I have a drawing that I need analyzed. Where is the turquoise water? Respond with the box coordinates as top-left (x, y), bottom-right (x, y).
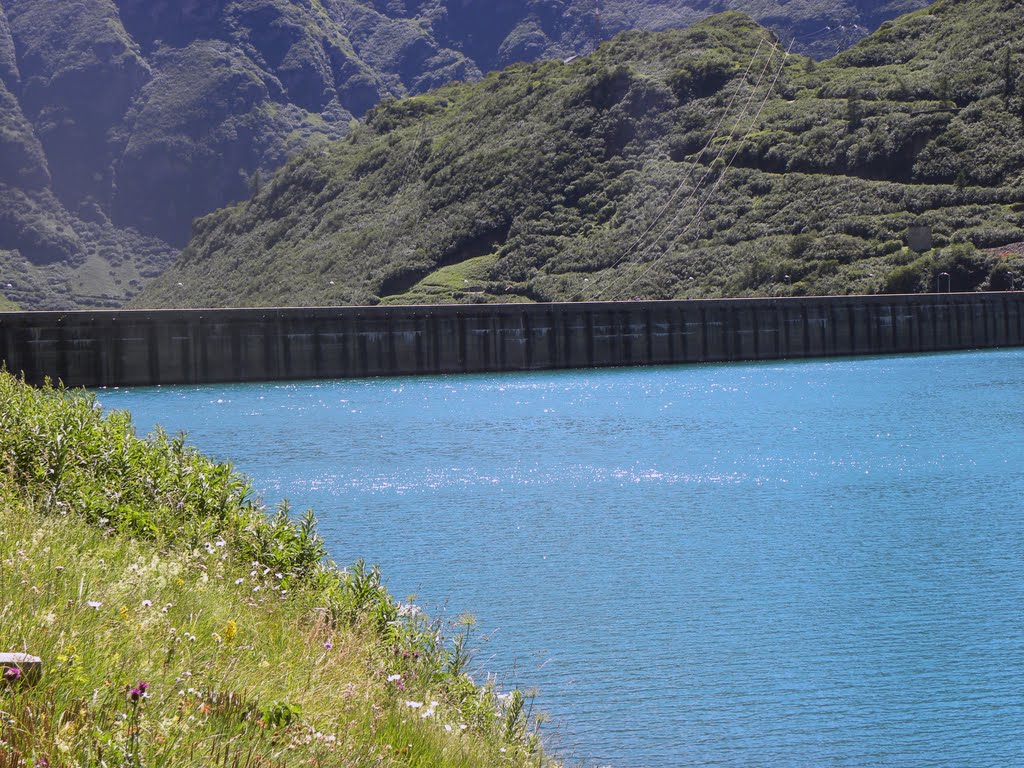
top-left (96, 350), bottom-right (1024, 767)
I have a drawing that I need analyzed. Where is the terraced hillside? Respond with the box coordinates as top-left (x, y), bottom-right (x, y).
top-left (139, 0), bottom-right (1024, 308)
top-left (0, 0), bottom-right (928, 309)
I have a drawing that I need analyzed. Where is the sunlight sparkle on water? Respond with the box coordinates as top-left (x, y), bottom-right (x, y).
top-left (98, 349), bottom-right (1024, 768)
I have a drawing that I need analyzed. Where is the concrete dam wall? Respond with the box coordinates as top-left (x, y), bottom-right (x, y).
top-left (2, 293), bottom-right (1023, 387)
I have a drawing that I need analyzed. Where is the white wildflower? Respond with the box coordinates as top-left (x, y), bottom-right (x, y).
top-left (397, 602), bottom-right (422, 618)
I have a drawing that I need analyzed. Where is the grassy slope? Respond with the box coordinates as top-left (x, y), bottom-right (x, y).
top-left (139, 0), bottom-right (1024, 309)
top-left (378, 254), bottom-right (531, 305)
top-left (0, 372), bottom-right (551, 767)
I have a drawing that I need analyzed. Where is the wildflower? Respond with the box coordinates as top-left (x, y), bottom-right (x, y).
top-left (3, 667), bottom-right (21, 682)
top-left (386, 674), bottom-right (401, 682)
top-left (128, 687), bottom-right (142, 702)
top-left (119, 605), bottom-right (130, 621)
top-left (404, 700), bottom-right (423, 709)
top-left (87, 601), bottom-right (102, 610)
top-left (323, 641), bottom-right (333, 651)
top-left (234, 578), bottom-right (244, 585)
top-left (204, 543), bottom-right (215, 554)
top-left (224, 620), bottom-right (237, 642)
top-left (444, 724), bottom-right (452, 732)
top-left (141, 600), bottom-right (152, 607)
top-left (35, 758), bottom-right (50, 768)
top-left (214, 539), bottom-right (226, 548)
top-left (397, 603), bottom-right (421, 618)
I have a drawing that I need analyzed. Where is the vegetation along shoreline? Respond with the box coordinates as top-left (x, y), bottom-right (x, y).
top-left (0, 370), bottom-right (556, 767)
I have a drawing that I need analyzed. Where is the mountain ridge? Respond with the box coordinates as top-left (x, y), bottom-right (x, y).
top-left (137, 0), bottom-right (1024, 309)
top-left (0, 0), bottom-right (930, 309)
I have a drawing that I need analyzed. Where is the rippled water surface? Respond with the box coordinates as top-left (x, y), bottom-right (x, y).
top-left (97, 350), bottom-right (1024, 767)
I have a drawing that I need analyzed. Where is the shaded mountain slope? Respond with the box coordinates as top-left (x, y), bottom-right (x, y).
top-left (139, 0), bottom-right (1024, 308)
top-left (0, 0), bottom-right (928, 309)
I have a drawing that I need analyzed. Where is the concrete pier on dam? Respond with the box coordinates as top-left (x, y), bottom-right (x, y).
top-left (2, 293), bottom-right (1023, 387)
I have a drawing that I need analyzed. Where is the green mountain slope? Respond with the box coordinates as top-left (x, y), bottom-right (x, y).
top-left (139, 0), bottom-right (1024, 308)
top-left (0, 0), bottom-right (385, 309)
top-left (0, 0), bottom-right (929, 309)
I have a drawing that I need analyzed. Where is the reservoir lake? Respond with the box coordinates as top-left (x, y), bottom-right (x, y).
top-left (96, 349), bottom-right (1024, 768)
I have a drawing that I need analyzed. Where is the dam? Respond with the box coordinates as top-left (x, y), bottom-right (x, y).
top-left (2, 292), bottom-right (1023, 387)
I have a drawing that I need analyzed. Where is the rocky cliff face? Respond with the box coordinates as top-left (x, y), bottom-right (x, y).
top-left (138, 1), bottom-right (1024, 309)
top-left (0, 0), bottom-right (928, 309)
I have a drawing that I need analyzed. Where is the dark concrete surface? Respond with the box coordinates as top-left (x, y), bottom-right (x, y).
top-left (2, 293), bottom-right (1022, 387)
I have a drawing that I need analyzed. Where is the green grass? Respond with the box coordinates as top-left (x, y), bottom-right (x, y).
top-left (380, 254), bottom-right (533, 304)
top-left (0, 372), bottom-right (553, 767)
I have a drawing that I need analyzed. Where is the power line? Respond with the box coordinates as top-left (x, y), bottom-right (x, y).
top-left (559, 19), bottom-right (845, 302)
top-left (585, 18), bottom-right (843, 301)
top-left (587, 37), bottom-right (783, 300)
top-left (572, 36), bottom-right (770, 300)
top-left (576, 35), bottom-right (779, 301)
top-left (610, 38), bottom-right (797, 301)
